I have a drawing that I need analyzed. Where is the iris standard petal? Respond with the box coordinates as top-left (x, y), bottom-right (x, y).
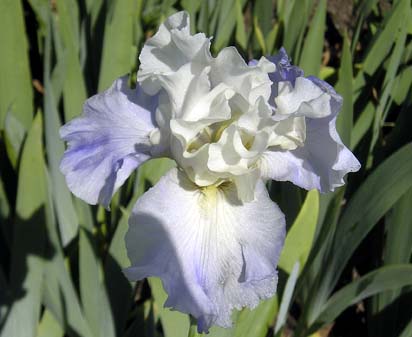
top-left (274, 77), bottom-right (332, 119)
top-left (261, 51), bottom-right (360, 192)
top-left (60, 76), bottom-right (160, 207)
top-left (138, 11), bottom-right (211, 95)
top-left (124, 168), bottom-right (285, 332)
top-left (267, 47), bottom-right (304, 87)
top-left (261, 112), bottom-right (361, 192)
top-left (211, 47), bottom-right (272, 104)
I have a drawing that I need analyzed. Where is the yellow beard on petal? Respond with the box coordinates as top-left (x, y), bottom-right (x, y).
top-left (199, 181), bottom-right (234, 215)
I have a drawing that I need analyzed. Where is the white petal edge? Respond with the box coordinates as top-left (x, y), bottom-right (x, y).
top-left (274, 77), bottom-right (332, 119)
top-left (138, 11), bottom-right (211, 95)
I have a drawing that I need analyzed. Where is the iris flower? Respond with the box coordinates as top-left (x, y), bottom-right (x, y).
top-left (60, 12), bottom-right (360, 332)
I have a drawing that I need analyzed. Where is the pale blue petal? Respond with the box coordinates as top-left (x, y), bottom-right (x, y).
top-left (261, 112), bottom-right (361, 192)
top-left (267, 47), bottom-right (304, 85)
top-left (261, 50), bottom-right (360, 191)
top-left (266, 48), bottom-right (304, 104)
top-left (124, 169), bottom-right (285, 332)
top-left (60, 76), bottom-right (159, 207)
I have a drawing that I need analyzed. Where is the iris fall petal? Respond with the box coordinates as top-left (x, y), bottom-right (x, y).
top-left (60, 76), bottom-right (160, 207)
top-left (124, 168), bottom-right (285, 332)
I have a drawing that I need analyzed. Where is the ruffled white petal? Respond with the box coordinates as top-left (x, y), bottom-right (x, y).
top-left (136, 12), bottom-right (280, 188)
top-left (60, 76), bottom-right (160, 207)
top-left (269, 116), bottom-right (306, 150)
top-left (260, 113), bottom-right (361, 192)
top-left (124, 168), bottom-right (285, 332)
top-left (260, 50), bottom-right (360, 192)
top-left (138, 11), bottom-right (211, 95)
top-left (274, 77), bottom-right (332, 119)
top-left (210, 47), bottom-right (272, 104)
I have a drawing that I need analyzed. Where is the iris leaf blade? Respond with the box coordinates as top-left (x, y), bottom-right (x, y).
top-left (36, 309), bottom-right (64, 337)
top-left (369, 11), bottom-right (408, 154)
top-left (307, 143), bottom-right (412, 325)
top-left (275, 262), bottom-right (300, 334)
top-left (398, 321), bottom-right (412, 337)
top-left (362, 0), bottom-right (409, 75)
top-left (279, 190), bottom-right (319, 274)
top-left (391, 65), bottom-right (412, 105)
top-left (335, 34), bottom-right (353, 147)
top-left (311, 265), bottom-right (412, 332)
top-left (253, 0), bottom-right (273, 37)
top-left (1, 113), bottom-right (47, 337)
top-left (213, 0), bottom-right (236, 52)
top-left (4, 110), bottom-right (26, 169)
top-left (42, 171), bottom-right (93, 337)
top-left (370, 188), bottom-right (412, 337)
top-left (54, 0), bottom-right (88, 122)
top-left (0, 0), bottom-right (33, 132)
top-left (235, 0), bottom-right (247, 50)
top-left (44, 13), bottom-right (79, 246)
top-left (232, 297), bottom-right (278, 337)
top-left (98, 0), bottom-right (137, 91)
top-left (298, 0), bottom-right (326, 76)
top-left (282, 0), bottom-right (306, 58)
top-left (351, 102), bottom-right (374, 149)
top-left (79, 227), bottom-right (116, 337)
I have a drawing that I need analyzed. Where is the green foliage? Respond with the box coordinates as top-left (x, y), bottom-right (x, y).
top-left (1, 1), bottom-right (412, 337)
top-left (44, 14), bottom-right (79, 246)
top-left (2, 113), bottom-right (47, 337)
top-left (0, 0), bottom-right (33, 132)
top-left (336, 34), bottom-right (353, 147)
top-left (149, 277), bottom-right (190, 337)
top-left (98, 0), bottom-right (139, 91)
top-left (278, 190), bottom-right (319, 274)
top-left (298, 0), bottom-right (327, 76)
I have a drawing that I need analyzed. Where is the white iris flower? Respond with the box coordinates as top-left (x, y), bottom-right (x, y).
top-left (60, 12), bottom-right (360, 332)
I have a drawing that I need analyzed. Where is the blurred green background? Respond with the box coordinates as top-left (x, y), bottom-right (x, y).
top-left (1, 0), bottom-right (412, 336)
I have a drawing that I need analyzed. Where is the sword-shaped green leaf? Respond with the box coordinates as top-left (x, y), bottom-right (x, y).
top-left (0, 0), bottom-right (33, 132)
top-left (299, 0), bottom-right (326, 76)
top-left (2, 113), bottom-right (47, 337)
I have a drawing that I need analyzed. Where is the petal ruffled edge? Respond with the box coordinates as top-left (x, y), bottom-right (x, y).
top-left (124, 168), bottom-right (285, 332)
top-left (138, 11), bottom-right (212, 95)
top-left (260, 112), bottom-right (361, 192)
top-left (260, 48), bottom-right (360, 192)
top-left (60, 76), bottom-right (159, 207)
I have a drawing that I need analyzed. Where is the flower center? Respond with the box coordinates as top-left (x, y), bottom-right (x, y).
top-left (187, 119), bottom-right (233, 153)
top-left (198, 181), bottom-right (233, 212)
top-left (239, 131), bottom-right (255, 150)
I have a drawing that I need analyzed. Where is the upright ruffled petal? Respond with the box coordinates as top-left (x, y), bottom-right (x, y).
top-left (267, 47), bottom-right (304, 86)
top-left (210, 47), bottom-right (273, 104)
top-left (260, 76), bottom-right (360, 192)
top-left (60, 76), bottom-right (160, 207)
top-left (124, 169), bottom-right (285, 332)
top-left (248, 48), bottom-right (305, 110)
top-left (259, 48), bottom-right (360, 192)
top-left (138, 11), bottom-right (211, 95)
top-left (274, 77), bottom-right (332, 119)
